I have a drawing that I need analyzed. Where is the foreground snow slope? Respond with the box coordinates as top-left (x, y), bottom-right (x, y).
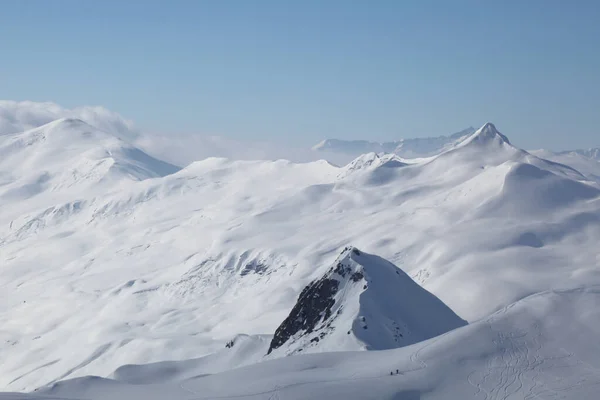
top-left (1, 120), bottom-right (600, 393)
top-left (5, 286), bottom-right (600, 399)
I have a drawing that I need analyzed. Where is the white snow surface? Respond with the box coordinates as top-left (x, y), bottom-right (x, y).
top-left (1, 111), bottom-right (600, 399)
top-left (7, 287), bottom-right (600, 399)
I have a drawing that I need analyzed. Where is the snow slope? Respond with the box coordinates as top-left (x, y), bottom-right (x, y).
top-left (530, 148), bottom-right (600, 182)
top-left (0, 118), bottom-right (179, 199)
top-left (6, 286), bottom-right (600, 400)
top-left (1, 117), bottom-right (600, 397)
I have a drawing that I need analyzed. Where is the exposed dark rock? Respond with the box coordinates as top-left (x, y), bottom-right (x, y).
top-left (351, 271), bottom-right (364, 282)
top-left (334, 262), bottom-right (350, 277)
top-left (240, 262), bottom-right (268, 276)
top-left (267, 276), bottom-right (340, 354)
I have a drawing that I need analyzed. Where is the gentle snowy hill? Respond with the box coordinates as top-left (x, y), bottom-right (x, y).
top-left (1, 115), bottom-right (600, 397)
top-left (268, 247), bottom-right (466, 356)
top-left (111, 334), bottom-right (272, 385)
top-left (0, 100), bottom-right (138, 142)
top-left (312, 127), bottom-right (475, 158)
top-left (0, 118), bottom-right (179, 201)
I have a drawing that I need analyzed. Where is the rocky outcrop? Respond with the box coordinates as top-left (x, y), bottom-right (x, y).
top-left (267, 247), bottom-right (467, 356)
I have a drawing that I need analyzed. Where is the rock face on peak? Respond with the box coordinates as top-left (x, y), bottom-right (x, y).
top-left (267, 247), bottom-right (467, 356)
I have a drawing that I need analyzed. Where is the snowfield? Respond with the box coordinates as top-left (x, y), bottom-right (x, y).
top-left (1, 104), bottom-right (600, 399)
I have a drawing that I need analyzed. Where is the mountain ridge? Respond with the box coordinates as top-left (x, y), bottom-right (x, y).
top-left (312, 127), bottom-right (476, 158)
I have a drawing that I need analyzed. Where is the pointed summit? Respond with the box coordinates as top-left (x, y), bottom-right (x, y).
top-left (474, 122), bottom-right (510, 144)
top-left (267, 247), bottom-right (466, 356)
top-left (453, 122), bottom-right (511, 150)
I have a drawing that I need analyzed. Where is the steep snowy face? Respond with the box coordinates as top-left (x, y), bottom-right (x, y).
top-left (267, 247), bottom-right (467, 356)
top-left (453, 122), bottom-right (510, 149)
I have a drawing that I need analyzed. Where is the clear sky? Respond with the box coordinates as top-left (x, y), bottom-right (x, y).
top-left (1, 0), bottom-right (599, 150)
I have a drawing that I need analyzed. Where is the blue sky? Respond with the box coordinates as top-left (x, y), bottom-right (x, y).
top-left (1, 0), bottom-right (599, 150)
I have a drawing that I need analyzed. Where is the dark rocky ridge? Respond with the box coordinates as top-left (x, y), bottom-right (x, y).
top-left (267, 246), bottom-right (468, 356)
top-left (267, 247), bottom-right (359, 354)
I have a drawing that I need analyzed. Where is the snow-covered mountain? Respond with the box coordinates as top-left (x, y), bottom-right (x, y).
top-left (0, 118), bottom-right (179, 197)
top-left (0, 118), bottom-right (180, 237)
top-left (1, 108), bottom-right (600, 399)
top-left (530, 147), bottom-right (600, 181)
top-left (565, 147), bottom-right (600, 160)
top-left (312, 127), bottom-right (475, 158)
top-left (0, 100), bottom-right (139, 142)
top-left (267, 246), bottom-right (466, 356)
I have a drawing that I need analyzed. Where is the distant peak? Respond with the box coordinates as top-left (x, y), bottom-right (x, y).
top-left (465, 122), bottom-right (511, 146)
top-left (46, 117), bottom-right (94, 130)
top-left (481, 122), bottom-right (497, 132)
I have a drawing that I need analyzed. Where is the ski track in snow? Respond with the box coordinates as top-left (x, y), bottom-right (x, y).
top-left (465, 302), bottom-right (600, 400)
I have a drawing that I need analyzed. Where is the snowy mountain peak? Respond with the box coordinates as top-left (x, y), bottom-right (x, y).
top-left (339, 153), bottom-right (407, 179)
top-left (452, 122), bottom-right (511, 152)
top-left (472, 122), bottom-right (510, 144)
top-left (24, 117), bottom-right (116, 145)
top-left (267, 247), bottom-right (467, 356)
top-left (52, 117), bottom-right (89, 127)
top-left (0, 117), bottom-right (180, 200)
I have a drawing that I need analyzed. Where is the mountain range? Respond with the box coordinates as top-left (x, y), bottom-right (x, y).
top-left (1, 104), bottom-right (600, 399)
top-left (311, 127), bottom-right (476, 158)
